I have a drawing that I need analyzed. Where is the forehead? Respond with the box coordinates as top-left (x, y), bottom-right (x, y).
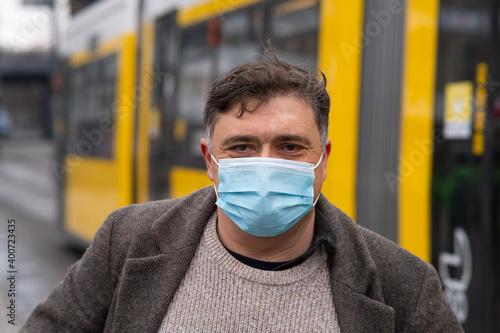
top-left (211, 96), bottom-right (320, 143)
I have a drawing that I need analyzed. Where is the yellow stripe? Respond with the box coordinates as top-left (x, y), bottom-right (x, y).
top-left (136, 22), bottom-right (156, 203)
top-left (318, 0), bottom-right (364, 219)
top-left (116, 33), bottom-right (136, 207)
top-left (399, 0), bottom-right (440, 262)
top-left (177, 0), bottom-right (262, 27)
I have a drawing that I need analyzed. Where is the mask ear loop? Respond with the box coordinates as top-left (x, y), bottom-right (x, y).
top-left (312, 152), bottom-right (324, 205)
top-left (313, 192), bottom-right (321, 206)
top-left (211, 154), bottom-right (220, 166)
top-left (213, 185), bottom-right (220, 200)
top-left (211, 154), bottom-right (220, 200)
top-left (313, 152), bottom-right (324, 169)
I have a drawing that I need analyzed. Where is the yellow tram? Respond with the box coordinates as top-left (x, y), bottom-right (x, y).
top-left (56, 1), bottom-right (500, 330)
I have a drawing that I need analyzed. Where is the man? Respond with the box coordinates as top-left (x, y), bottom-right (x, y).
top-left (21, 50), bottom-right (463, 332)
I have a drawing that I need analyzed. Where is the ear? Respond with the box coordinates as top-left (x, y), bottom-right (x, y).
top-left (200, 138), bottom-right (215, 181)
top-left (322, 139), bottom-right (332, 181)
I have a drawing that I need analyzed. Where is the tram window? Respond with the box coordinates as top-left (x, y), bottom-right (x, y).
top-left (223, 11), bottom-right (249, 44)
top-left (152, 14), bottom-right (178, 115)
top-left (252, 8), bottom-right (265, 40)
top-left (68, 68), bottom-right (83, 140)
top-left (67, 54), bottom-right (117, 158)
top-left (273, 34), bottom-right (318, 70)
top-left (178, 26), bottom-right (212, 124)
top-left (271, 0), bottom-right (318, 39)
top-left (217, 10), bottom-right (259, 76)
top-left (102, 56), bottom-right (116, 114)
top-left (163, 28), bottom-right (178, 69)
top-left (178, 56), bottom-right (212, 123)
top-left (86, 61), bottom-right (99, 120)
top-left (269, 0), bottom-right (319, 70)
top-left (182, 29), bottom-right (209, 59)
top-left (159, 26), bottom-right (178, 104)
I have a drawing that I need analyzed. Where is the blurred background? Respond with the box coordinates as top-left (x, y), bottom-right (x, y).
top-left (0, 0), bottom-right (499, 331)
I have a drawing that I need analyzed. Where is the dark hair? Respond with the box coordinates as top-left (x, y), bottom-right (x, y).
top-left (203, 49), bottom-right (330, 150)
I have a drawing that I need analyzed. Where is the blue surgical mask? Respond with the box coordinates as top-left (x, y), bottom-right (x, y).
top-left (212, 154), bottom-right (323, 237)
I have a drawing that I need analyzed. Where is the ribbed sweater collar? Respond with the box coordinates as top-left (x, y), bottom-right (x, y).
top-left (204, 212), bottom-right (327, 286)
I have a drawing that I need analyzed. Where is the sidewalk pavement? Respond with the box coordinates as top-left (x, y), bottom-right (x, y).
top-left (0, 138), bottom-right (58, 330)
top-left (0, 138), bottom-right (57, 227)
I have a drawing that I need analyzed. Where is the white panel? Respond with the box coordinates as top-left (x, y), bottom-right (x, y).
top-left (143, 0), bottom-right (203, 22)
top-left (61, 0), bottom-right (139, 56)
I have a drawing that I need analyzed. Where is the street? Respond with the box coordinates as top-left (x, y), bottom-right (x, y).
top-left (0, 138), bottom-right (83, 330)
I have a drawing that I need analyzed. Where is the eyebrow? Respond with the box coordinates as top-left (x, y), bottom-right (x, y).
top-left (221, 135), bottom-right (258, 148)
top-left (220, 134), bottom-right (313, 148)
top-left (274, 135), bottom-right (313, 147)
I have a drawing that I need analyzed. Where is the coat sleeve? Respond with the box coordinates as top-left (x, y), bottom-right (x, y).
top-left (20, 208), bottom-right (126, 333)
top-left (405, 263), bottom-right (464, 332)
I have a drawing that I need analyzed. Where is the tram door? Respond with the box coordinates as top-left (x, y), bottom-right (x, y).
top-left (149, 12), bottom-right (203, 201)
top-left (148, 13), bottom-right (176, 201)
top-left (431, 0), bottom-right (499, 331)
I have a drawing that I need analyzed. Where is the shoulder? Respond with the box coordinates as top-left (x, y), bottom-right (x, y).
top-left (357, 226), bottom-right (430, 301)
top-left (95, 186), bottom-right (216, 259)
top-left (318, 194), bottom-right (429, 285)
top-left (318, 195), bottom-right (461, 330)
top-left (105, 186), bottom-right (215, 233)
top-left (359, 225), bottom-right (429, 279)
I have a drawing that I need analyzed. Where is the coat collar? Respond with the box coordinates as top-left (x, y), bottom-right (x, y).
top-left (111, 187), bottom-right (394, 332)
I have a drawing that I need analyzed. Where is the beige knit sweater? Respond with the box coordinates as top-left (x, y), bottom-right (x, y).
top-left (158, 212), bottom-right (340, 332)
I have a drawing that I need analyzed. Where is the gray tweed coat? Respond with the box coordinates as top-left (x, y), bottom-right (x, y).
top-left (21, 186), bottom-right (463, 332)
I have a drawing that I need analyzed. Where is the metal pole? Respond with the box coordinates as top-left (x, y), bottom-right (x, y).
top-left (132, 0), bottom-right (145, 203)
top-left (47, 0), bottom-right (57, 138)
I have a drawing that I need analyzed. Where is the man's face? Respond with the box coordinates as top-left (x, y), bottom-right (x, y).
top-left (201, 95), bottom-right (331, 200)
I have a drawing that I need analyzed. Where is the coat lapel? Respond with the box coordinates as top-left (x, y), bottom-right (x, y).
top-left (331, 282), bottom-right (395, 332)
top-left (111, 250), bottom-right (196, 333)
top-left (111, 187), bottom-right (217, 333)
top-left (318, 196), bottom-right (396, 332)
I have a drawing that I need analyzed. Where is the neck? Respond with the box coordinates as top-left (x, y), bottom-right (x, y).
top-left (216, 208), bottom-right (315, 262)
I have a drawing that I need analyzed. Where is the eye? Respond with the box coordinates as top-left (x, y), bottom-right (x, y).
top-left (226, 142), bottom-right (257, 157)
top-left (278, 143), bottom-right (305, 157)
top-left (234, 144), bottom-right (249, 151)
top-left (283, 144), bottom-right (298, 151)
top-left (229, 144), bottom-right (255, 154)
